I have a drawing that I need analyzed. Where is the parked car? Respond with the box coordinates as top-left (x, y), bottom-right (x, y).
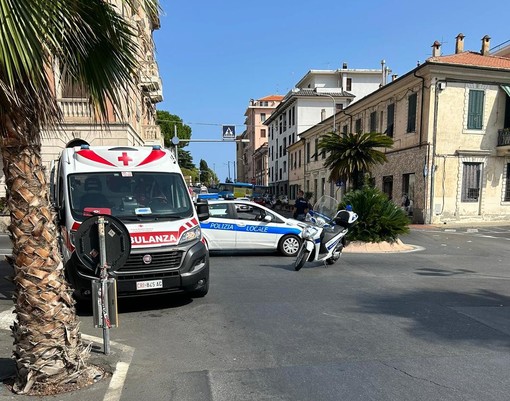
top-left (201, 199), bottom-right (305, 256)
top-left (235, 197), bottom-right (253, 212)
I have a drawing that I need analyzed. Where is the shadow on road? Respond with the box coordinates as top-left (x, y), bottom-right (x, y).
top-left (357, 288), bottom-right (510, 347)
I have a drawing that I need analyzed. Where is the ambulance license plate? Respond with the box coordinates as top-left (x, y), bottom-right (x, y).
top-left (136, 279), bottom-right (163, 290)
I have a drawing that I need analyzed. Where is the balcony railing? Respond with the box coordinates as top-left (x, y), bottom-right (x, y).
top-left (497, 128), bottom-right (510, 147)
top-left (58, 98), bottom-right (92, 119)
top-left (142, 124), bottom-right (162, 142)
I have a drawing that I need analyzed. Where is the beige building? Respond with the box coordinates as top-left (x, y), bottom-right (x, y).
top-left (294, 33), bottom-right (510, 224)
top-left (238, 95), bottom-right (283, 185)
top-left (40, 1), bottom-right (163, 171)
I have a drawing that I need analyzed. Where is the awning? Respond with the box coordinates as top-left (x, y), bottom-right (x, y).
top-left (501, 85), bottom-right (510, 97)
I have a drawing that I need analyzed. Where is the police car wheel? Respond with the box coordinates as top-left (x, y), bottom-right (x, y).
top-left (279, 235), bottom-right (301, 257)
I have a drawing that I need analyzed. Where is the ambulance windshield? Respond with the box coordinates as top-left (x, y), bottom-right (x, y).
top-left (68, 172), bottom-right (193, 220)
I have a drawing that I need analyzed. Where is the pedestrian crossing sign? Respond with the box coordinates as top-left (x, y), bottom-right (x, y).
top-left (222, 125), bottom-right (236, 140)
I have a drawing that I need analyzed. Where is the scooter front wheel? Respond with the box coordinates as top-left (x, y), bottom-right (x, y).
top-left (294, 244), bottom-right (310, 271)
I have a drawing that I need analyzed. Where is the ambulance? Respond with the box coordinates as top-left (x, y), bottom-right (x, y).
top-left (50, 140), bottom-right (210, 301)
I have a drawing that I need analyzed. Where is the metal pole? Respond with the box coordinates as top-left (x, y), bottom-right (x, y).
top-left (98, 216), bottom-right (110, 355)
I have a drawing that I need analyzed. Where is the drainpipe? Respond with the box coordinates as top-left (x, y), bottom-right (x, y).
top-left (413, 70), bottom-right (426, 146)
top-left (429, 81), bottom-right (444, 223)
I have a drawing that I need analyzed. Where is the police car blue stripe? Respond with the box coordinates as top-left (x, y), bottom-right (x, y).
top-left (200, 222), bottom-right (300, 236)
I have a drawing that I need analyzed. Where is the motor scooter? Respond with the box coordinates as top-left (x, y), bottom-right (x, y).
top-left (294, 195), bottom-right (358, 271)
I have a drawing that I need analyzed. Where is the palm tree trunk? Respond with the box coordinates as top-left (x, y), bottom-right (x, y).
top-left (1, 112), bottom-right (89, 394)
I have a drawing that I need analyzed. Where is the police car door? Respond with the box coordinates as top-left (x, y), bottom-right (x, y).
top-left (233, 202), bottom-right (278, 250)
top-left (201, 202), bottom-right (237, 250)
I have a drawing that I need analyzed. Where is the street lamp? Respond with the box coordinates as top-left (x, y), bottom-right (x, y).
top-left (313, 89), bottom-right (336, 132)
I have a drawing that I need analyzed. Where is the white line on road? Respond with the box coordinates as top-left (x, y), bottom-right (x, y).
top-left (0, 307), bottom-right (134, 401)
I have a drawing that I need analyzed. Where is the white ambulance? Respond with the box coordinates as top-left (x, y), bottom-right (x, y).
top-left (50, 140), bottom-right (210, 302)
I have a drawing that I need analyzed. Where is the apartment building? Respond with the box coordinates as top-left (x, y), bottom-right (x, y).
top-left (237, 95), bottom-right (283, 184)
top-left (264, 66), bottom-right (386, 199)
top-left (295, 34), bottom-right (510, 224)
top-left (40, 1), bottom-right (163, 169)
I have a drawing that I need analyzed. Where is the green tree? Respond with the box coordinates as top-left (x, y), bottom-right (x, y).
top-left (318, 131), bottom-right (394, 190)
top-left (0, 0), bottom-right (157, 393)
top-left (156, 110), bottom-right (194, 168)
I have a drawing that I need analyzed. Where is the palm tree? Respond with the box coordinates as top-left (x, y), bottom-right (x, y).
top-left (0, 0), bottom-right (156, 394)
top-left (318, 131), bottom-right (394, 190)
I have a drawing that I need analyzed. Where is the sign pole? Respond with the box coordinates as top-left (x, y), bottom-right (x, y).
top-left (97, 216), bottom-right (111, 355)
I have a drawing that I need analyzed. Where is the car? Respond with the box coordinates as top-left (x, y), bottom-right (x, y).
top-left (201, 199), bottom-right (305, 256)
top-left (235, 197), bottom-right (253, 211)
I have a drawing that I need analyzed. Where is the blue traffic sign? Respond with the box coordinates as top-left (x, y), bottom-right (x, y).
top-left (222, 125), bottom-right (236, 140)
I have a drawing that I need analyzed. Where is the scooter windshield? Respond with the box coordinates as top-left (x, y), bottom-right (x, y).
top-left (312, 195), bottom-right (339, 220)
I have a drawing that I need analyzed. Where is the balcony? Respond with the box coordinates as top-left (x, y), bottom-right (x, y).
top-left (496, 128), bottom-right (510, 155)
top-left (58, 98), bottom-right (92, 119)
top-left (141, 124), bottom-right (162, 143)
top-left (148, 89), bottom-right (163, 103)
top-left (140, 63), bottom-right (162, 92)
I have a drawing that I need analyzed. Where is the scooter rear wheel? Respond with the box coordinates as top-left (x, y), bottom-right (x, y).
top-left (326, 245), bottom-right (343, 265)
top-left (294, 244), bottom-right (310, 271)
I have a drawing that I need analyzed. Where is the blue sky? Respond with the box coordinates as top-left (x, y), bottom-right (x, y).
top-left (154, 0), bottom-right (509, 183)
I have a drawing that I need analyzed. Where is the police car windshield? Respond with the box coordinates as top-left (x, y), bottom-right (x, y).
top-left (69, 172), bottom-right (193, 220)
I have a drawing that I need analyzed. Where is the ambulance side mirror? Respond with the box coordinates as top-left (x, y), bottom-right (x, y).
top-left (195, 199), bottom-right (210, 221)
top-left (55, 207), bottom-right (66, 225)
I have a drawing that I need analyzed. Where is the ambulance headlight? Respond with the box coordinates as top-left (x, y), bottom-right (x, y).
top-left (180, 226), bottom-right (201, 244)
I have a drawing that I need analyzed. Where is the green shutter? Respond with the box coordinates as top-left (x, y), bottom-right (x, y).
top-left (468, 90), bottom-right (484, 129)
top-left (407, 94), bottom-right (417, 132)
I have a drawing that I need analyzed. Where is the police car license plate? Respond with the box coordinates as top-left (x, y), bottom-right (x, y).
top-left (136, 279), bottom-right (163, 290)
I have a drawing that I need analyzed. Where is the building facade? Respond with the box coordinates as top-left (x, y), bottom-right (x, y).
top-left (40, 1), bottom-right (163, 171)
top-left (264, 66), bottom-right (387, 200)
top-left (295, 34), bottom-right (510, 224)
top-left (237, 95), bottom-right (283, 185)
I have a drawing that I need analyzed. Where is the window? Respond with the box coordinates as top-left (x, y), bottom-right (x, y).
top-left (321, 177), bottom-right (326, 196)
top-left (505, 163), bottom-right (510, 201)
top-left (355, 118), bottom-right (362, 133)
top-left (407, 93), bottom-right (417, 133)
top-left (370, 111), bottom-right (377, 132)
top-left (342, 125), bottom-right (348, 136)
top-left (386, 103), bottom-right (394, 137)
top-left (383, 176), bottom-right (393, 200)
top-left (346, 78), bottom-right (352, 91)
top-left (462, 162), bottom-right (481, 202)
top-left (402, 173), bottom-right (415, 202)
top-left (306, 142), bottom-right (310, 163)
top-left (283, 138), bottom-right (287, 155)
top-left (260, 113), bottom-right (266, 123)
top-left (468, 90), bottom-right (484, 130)
top-left (298, 150), bottom-right (301, 167)
top-left (261, 129), bottom-right (266, 138)
top-left (314, 138), bottom-right (319, 161)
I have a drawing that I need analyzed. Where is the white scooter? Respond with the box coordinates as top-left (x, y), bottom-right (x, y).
top-left (294, 195), bottom-right (358, 271)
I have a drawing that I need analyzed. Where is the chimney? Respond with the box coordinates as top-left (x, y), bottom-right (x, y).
top-left (455, 33), bottom-right (465, 53)
top-left (432, 40), bottom-right (441, 57)
top-left (342, 62), bottom-right (348, 69)
top-left (481, 35), bottom-right (491, 56)
top-left (392, 74), bottom-right (398, 82)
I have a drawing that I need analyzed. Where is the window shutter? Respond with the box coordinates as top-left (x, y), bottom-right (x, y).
top-left (407, 94), bottom-right (417, 132)
top-left (468, 90), bottom-right (484, 129)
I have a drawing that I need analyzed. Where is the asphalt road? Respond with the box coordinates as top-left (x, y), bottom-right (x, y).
top-left (1, 226), bottom-right (510, 400)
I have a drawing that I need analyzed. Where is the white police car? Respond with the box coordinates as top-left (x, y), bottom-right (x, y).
top-left (201, 199), bottom-right (304, 256)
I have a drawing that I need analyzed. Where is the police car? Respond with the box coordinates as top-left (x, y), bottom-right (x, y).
top-left (201, 199), bottom-right (304, 256)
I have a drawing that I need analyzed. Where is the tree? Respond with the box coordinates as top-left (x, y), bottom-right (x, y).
top-left (0, 0), bottom-right (157, 393)
top-left (156, 110), bottom-right (194, 168)
top-left (318, 131), bottom-right (394, 190)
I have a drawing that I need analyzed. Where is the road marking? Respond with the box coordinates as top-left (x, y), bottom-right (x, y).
top-left (0, 308), bottom-right (134, 401)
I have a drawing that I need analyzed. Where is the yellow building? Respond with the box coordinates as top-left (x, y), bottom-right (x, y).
top-left (297, 34), bottom-right (510, 224)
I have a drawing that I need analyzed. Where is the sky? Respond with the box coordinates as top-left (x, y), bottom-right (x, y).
top-left (153, 0), bottom-right (510, 184)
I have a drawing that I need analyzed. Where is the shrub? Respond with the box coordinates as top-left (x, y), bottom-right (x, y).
top-left (339, 186), bottom-right (410, 243)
